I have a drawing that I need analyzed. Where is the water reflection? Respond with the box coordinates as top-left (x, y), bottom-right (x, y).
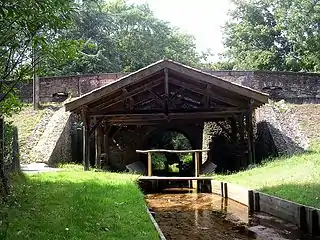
top-left (146, 193), bottom-right (253, 240)
top-left (145, 192), bottom-right (308, 240)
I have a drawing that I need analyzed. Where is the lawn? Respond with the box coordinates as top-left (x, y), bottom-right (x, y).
top-left (216, 142), bottom-right (320, 209)
top-left (4, 166), bottom-right (158, 240)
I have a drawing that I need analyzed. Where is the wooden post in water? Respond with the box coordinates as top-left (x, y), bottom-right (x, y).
top-left (148, 152), bottom-right (152, 176)
top-left (195, 152), bottom-right (200, 177)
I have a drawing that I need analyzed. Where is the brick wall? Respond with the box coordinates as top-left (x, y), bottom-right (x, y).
top-left (19, 70), bottom-right (320, 103)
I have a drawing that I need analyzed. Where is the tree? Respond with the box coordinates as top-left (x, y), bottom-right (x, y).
top-left (222, 0), bottom-right (320, 71)
top-left (41, 0), bottom-right (207, 75)
top-left (0, 0), bottom-right (75, 116)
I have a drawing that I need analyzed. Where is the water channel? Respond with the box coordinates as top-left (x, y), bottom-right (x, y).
top-left (144, 187), bottom-right (313, 240)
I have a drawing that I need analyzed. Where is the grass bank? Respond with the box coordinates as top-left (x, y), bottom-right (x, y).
top-left (216, 142), bottom-right (320, 209)
top-left (5, 167), bottom-right (158, 240)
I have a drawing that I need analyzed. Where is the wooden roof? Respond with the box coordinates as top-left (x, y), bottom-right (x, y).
top-left (65, 59), bottom-right (268, 123)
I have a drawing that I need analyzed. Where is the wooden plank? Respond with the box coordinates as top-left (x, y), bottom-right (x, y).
top-left (137, 149), bottom-right (209, 154)
top-left (225, 183), bottom-right (249, 206)
top-left (139, 176), bottom-right (214, 180)
top-left (195, 152), bottom-right (200, 177)
top-left (90, 109), bottom-right (246, 120)
top-left (259, 192), bottom-right (299, 224)
top-left (210, 180), bottom-right (223, 195)
top-left (146, 207), bottom-right (166, 240)
top-left (164, 68), bottom-right (169, 97)
top-left (147, 152), bottom-right (152, 176)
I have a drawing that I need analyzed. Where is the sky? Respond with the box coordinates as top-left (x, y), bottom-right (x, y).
top-left (128, 0), bottom-right (233, 59)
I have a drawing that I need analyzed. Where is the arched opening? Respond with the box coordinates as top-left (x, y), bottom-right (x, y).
top-left (144, 129), bottom-right (194, 176)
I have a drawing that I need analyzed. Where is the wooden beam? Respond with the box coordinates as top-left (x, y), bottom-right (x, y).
top-left (164, 68), bottom-right (169, 114)
top-left (81, 106), bottom-right (90, 171)
top-left (195, 152), bottom-right (200, 177)
top-left (148, 152), bottom-right (152, 176)
top-left (103, 124), bottom-right (111, 165)
top-left (95, 124), bottom-right (102, 169)
top-left (93, 79), bottom-right (163, 111)
top-left (148, 89), bottom-right (165, 108)
top-left (170, 78), bottom-right (242, 107)
top-left (246, 100), bottom-right (254, 165)
top-left (137, 149), bottom-right (210, 154)
top-left (139, 176), bottom-right (214, 180)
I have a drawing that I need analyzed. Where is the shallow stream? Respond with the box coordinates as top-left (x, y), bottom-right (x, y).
top-left (145, 190), bottom-right (306, 240)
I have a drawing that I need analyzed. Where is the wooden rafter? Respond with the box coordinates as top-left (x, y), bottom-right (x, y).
top-left (92, 80), bottom-right (162, 112)
top-left (169, 78), bottom-right (243, 107)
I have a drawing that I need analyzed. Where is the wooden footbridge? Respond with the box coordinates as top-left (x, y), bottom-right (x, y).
top-left (136, 148), bottom-right (210, 177)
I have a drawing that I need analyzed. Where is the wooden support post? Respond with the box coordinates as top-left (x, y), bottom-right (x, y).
top-left (224, 183), bottom-right (228, 198)
top-left (81, 107), bottom-right (90, 171)
top-left (246, 101), bottom-right (254, 165)
top-left (248, 100), bottom-right (255, 164)
top-left (248, 190), bottom-right (254, 214)
top-left (299, 206), bottom-right (308, 234)
top-left (103, 124), bottom-right (110, 166)
top-left (164, 68), bottom-right (169, 114)
top-left (254, 192), bottom-right (260, 212)
top-left (195, 152), bottom-right (200, 177)
top-left (148, 152), bottom-right (152, 176)
top-left (95, 124), bottom-right (102, 169)
top-left (239, 113), bottom-right (246, 167)
top-left (311, 210), bottom-right (319, 236)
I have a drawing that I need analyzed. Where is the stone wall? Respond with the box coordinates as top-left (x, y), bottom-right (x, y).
top-left (206, 70), bottom-right (320, 103)
top-left (19, 70), bottom-right (320, 103)
top-left (255, 101), bottom-right (309, 157)
top-left (29, 106), bottom-right (72, 166)
top-left (19, 73), bottom-right (126, 102)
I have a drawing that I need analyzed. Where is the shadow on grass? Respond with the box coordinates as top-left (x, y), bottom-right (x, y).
top-left (4, 172), bottom-right (158, 240)
top-left (259, 183), bottom-right (320, 209)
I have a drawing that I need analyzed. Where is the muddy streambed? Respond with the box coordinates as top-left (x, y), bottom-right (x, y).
top-left (145, 191), bottom-right (304, 240)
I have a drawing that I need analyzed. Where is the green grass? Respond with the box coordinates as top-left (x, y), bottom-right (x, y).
top-left (216, 142), bottom-right (320, 208)
top-left (5, 167), bottom-right (158, 240)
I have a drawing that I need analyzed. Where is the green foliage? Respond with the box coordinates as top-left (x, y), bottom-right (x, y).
top-left (151, 153), bottom-right (166, 170)
top-left (0, 0), bottom-right (75, 116)
top-left (222, 0), bottom-right (320, 71)
top-left (42, 0), bottom-right (207, 75)
top-left (6, 170), bottom-right (158, 239)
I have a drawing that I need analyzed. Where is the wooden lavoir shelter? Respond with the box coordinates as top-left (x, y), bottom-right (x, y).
top-left (65, 59), bottom-right (268, 172)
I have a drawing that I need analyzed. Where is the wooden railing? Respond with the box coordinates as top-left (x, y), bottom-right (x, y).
top-left (136, 149), bottom-right (210, 177)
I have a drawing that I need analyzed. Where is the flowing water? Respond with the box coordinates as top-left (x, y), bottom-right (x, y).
top-left (145, 190), bottom-right (305, 240)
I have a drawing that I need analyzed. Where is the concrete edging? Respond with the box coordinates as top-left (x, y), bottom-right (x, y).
top-left (146, 207), bottom-right (166, 240)
top-left (210, 180), bottom-right (320, 237)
